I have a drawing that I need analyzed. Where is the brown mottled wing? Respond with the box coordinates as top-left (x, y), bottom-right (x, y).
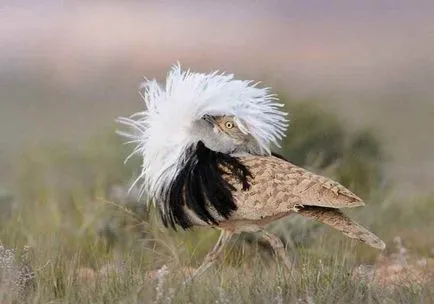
top-left (299, 206), bottom-right (385, 249)
top-left (223, 155), bottom-right (365, 221)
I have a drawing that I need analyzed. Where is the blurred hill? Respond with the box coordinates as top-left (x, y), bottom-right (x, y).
top-left (1, 1), bottom-right (433, 196)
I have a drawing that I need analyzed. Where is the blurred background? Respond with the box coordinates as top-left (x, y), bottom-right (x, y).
top-left (1, 1), bottom-right (434, 302)
top-left (1, 0), bottom-right (434, 196)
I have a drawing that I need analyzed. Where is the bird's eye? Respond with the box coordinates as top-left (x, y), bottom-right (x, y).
top-left (225, 121), bottom-right (234, 129)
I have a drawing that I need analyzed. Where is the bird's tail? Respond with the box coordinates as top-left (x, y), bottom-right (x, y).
top-left (298, 206), bottom-right (386, 250)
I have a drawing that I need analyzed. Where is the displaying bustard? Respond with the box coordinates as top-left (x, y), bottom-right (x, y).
top-left (118, 64), bottom-right (385, 281)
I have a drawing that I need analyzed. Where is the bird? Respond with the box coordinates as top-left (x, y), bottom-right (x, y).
top-left (117, 63), bottom-right (385, 282)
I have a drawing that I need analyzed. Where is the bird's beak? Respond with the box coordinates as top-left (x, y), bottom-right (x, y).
top-left (203, 115), bottom-right (222, 134)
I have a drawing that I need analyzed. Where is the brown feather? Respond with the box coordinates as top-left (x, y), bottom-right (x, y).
top-left (298, 206), bottom-right (386, 250)
top-left (220, 155), bottom-right (364, 221)
top-left (215, 155), bottom-right (385, 250)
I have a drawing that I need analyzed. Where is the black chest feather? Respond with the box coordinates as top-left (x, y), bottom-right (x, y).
top-left (158, 141), bottom-right (252, 230)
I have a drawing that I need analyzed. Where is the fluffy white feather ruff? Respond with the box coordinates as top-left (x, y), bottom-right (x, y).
top-left (117, 63), bottom-right (288, 203)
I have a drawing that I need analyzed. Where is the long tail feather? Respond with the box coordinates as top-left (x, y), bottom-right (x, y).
top-left (299, 206), bottom-right (386, 250)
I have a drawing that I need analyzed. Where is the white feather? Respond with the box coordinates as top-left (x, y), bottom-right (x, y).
top-left (117, 63), bottom-right (289, 205)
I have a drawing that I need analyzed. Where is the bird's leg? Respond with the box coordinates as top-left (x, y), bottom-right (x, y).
top-left (259, 229), bottom-right (292, 271)
top-left (184, 229), bottom-right (232, 284)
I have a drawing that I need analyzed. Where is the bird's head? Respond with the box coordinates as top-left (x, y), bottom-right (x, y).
top-left (191, 114), bottom-right (265, 156)
top-left (117, 64), bottom-right (288, 228)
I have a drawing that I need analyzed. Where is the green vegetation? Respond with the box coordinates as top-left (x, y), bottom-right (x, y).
top-left (281, 102), bottom-right (386, 197)
top-left (0, 101), bottom-right (433, 303)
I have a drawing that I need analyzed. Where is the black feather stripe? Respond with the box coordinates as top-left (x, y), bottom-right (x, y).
top-left (159, 141), bottom-right (251, 230)
top-left (186, 158), bottom-right (217, 226)
top-left (271, 152), bottom-right (289, 161)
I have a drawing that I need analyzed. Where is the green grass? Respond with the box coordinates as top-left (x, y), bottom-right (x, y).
top-left (1, 130), bottom-right (434, 303)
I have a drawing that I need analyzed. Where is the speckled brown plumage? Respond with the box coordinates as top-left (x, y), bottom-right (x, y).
top-left (298, 206), bottom-right (385, 249)
top-left (215, 155), bottom-right (385, 250)
top-left (221, 155), bottom-right (362, 220)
